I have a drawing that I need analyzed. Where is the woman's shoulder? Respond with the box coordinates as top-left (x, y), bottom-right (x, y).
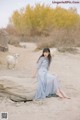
top-left (41, 56), bottom-right (45, 59)
top-left (38, 56), bottom-right (45, 62)
top-left (39, 56), bottom-right (45, 60)
top-left (40, 56), bottom-right (49, 62)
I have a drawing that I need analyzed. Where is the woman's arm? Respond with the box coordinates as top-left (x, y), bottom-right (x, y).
top-left (32, 69), bottom-right (37, 78)
top-left (32, 57), bottom-right (44, 78)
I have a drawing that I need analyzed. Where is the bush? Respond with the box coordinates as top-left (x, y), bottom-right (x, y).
top-left (10, 4), bottom-right (80, 35)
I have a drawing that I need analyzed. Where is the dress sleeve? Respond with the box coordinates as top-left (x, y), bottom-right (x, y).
top-left (37, 57), bottom-right (44, 70)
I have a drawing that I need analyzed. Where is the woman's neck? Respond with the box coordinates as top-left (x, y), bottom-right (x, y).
top-left (44, 56), bottom-right (48, 58)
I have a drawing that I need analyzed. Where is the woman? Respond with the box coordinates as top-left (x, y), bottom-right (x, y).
top-left (33, 48), bottom-right (70, 100)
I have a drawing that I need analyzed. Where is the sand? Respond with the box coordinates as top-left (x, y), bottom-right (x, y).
top-left (0, 43), bottom-right (80, 120)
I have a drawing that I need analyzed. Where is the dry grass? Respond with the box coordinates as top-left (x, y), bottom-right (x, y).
top-left (57, 47), bottom-right (78, 54)
top-left (35, 28), bottom-right (80, 53)
top-left (8, 35), bottom-right (20, 47)
top-left (5, 26), bottom-right (80, 53)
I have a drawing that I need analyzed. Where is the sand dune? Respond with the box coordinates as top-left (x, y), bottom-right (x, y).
top-left (0, 43), bottom-right (80, 120)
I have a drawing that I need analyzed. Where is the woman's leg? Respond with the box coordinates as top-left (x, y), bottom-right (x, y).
top-left (59, 89), bottom-right (70, 99)
top-left (56, 89), bottom-right (70, 99)
top-left (56, 89), bottom-right (64, 99)
top-left (54, 75), bottom-right (70, 99)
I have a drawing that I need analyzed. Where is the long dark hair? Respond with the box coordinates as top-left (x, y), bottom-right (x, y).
top-left (37, 48), bottom-right (52, 66)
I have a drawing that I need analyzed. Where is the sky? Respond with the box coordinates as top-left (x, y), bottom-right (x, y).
top-left (0, 0), bottom-right (80, 28)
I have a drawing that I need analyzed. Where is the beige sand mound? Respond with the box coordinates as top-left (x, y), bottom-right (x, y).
top-left (0, 44), bottom-right (80, 120)
top-left (0, 76), bottom-right (37, 102)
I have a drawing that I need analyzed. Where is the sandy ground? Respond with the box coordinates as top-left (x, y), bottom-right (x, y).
top-left (0, 43), bottom-right (80, 120)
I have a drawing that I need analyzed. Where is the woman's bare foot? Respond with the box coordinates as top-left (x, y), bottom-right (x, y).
top-left (64, 96), bottom-right (71, 99)
top-left (59, 90), bottom-right (71, 99)
top-left (56, 91), bottom-right (64, 99)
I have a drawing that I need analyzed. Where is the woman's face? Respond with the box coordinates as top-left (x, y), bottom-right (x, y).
top-left (43, 52), bottom-right (49, 57)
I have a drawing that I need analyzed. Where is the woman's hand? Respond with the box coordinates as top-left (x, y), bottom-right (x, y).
top-left (32, 69), bottom-right (37, 78)
top-left (32, 75), bottom-right (36, 78)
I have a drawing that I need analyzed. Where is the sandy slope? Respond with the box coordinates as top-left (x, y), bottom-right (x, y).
top-left (0, 44), bottom-right (80, 120)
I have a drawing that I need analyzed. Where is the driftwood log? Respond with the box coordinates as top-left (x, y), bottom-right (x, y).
top-left (0, 76), bottom-right (37, 102)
